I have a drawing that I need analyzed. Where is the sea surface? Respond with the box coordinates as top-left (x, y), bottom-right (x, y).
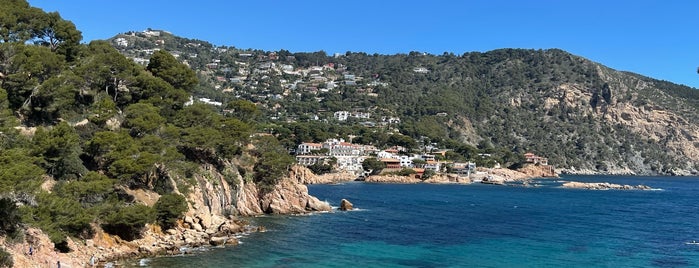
top-left (135, 176), bottom-right (699, 267)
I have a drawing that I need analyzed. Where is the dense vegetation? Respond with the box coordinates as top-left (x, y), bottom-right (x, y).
top-left (0, 0), bottom-right (293, 253)
top-left (110, 30), bottom-right (699, 174)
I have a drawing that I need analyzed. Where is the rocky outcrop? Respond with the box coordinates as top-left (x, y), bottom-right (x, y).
top-left (339, 199), bottom-right (353, 211)
top-left (558, 167), bottom-right (637, 176)
top-left (233, 166), bottom-right (331, 216)
top-left (313, 172), bottom-right (357, 184)
top-left (364, 175), bottom-right (421, 183)
top-left (183, 162), bottom-right (241, 233)
top-left (423, 173), bottom-right (471, 184)
top-left (518, 164), bottom-right (557, 178)
top-left (6, 160), bottom-right (332, 267)
top-left (4, 222), bottom-right (247, 268)
top-left (289, 165), bottom-right (356, 184)
top-left (259, 175), bottom-right (332, 214)
top-left (561, 181), bottom-right (654, 190)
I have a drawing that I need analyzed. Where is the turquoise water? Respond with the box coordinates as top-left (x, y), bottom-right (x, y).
top-left (139, 176), bottom-right (699, 267)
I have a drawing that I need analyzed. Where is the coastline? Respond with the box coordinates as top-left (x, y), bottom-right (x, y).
top-left (5, 164), bottom-right (332, 267)
top-left (7, 165), bottom-right (667, 267)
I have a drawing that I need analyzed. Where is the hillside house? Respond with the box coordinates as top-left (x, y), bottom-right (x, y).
top-left (413, 67), bottom-right (429, 73)
top-left (524, 152), bottom-right (548, 165)
top-left (424, 160), bottom-right (441, 172)
top-left (297, 142), bottom-right (323, 154)
top-left (353, 112), bottom-right (371, 119)
top-left (115, 38), bottom-right (128, 47)
top-left (382, 117), bottom-right (401, 124)
top-left (296, 155), bottom-right (327, 166)
top-left (399, 156), bottom-right (413, 167)
top-left (143, 30), bottom-right (160, 37)
top-left (423, 154), bottom-right (436, 161)
top-left (334, 111), bottom-right (350, 121)
top-left (335, 156), bottom-right (366, 173)
top-left (380, 158), bottom-right (401, 169)
top-left (377, 150), bottom-right (394, 159)
top-left (451, 162), bottom-right (477, 175)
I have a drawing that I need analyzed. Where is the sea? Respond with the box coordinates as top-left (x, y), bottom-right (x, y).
top-left (132, 176), bottom-right (699, 268)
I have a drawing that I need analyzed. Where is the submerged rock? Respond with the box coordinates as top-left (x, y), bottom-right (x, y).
top-left (209, 236), bottom-right (238, 246)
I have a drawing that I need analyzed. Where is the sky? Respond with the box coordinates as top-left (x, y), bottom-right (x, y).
top-left (28, 0), bottom-right (699, 88)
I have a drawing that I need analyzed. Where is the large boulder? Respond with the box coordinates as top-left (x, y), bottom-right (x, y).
top-left (339, 199), bottom-right (354, 211)
top-left (209, 236), bottom-right (238, 246)
top-left (258, 174), bottom-right (332, 214)
top-left (307, 196), bottom-right (332, 211)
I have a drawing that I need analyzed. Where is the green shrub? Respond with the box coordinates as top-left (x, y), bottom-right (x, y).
top-left (0, 198), bottom-right (21, 236)
top-left (101, 204), bottom-right (156, 241)
top-left (0, 247), bottom-right (13, 268)
top-left (154, 194), bottom-right (188, 230)
top-left (21, 194), bottom-right (93, 252)
top-left (362, 158), bottom-right (386, 175)
top-left (422, 169), bottom-right (436, 179)
top-left (397, 168), bottom-right (417, 176)
top-left (308, 162), bottom-right (333, 175)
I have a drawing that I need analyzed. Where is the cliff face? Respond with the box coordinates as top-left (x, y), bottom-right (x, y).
top-left (181, 162), bottom-right (240, 232)
top-left (288, 165), bottom-right (357, 184)
top-left (6, 163), bottom-right (331, 267)
top-left (186, 163), bottom-right (332, 218)
top-left (517, 164), bottom-right (557, 178)
top-left (542, 73), bottom-right (699, 174)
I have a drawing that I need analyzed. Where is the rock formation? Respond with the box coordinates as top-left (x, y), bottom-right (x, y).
top-left (517, 164), bottom-right (557, 178)
top-left (5, 162), bottom-right (331, 267)
top-left (364, 175), bottom-right (421, 183)
top-left (339, 199), bottom-right (353, 211)
top-left (423, 173), bottom-right (470, 184)
top-left (289, 165), bottom-right (356, 184)
top-left (232, 165), bottom-right (333, 216)
top-left (258, 175), bottom-right (332, 214)
top-left (560, 181), bottom-right (654, 190)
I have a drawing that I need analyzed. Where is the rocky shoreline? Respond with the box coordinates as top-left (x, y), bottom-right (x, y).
top-left (6, 164), bottom-right (668, 267)
top-left (5, 163), bottom-right (332, 267)
top-left (558, 167), bottom-right (698, 176)
top-left (560, 181), bottom-right (655, 190)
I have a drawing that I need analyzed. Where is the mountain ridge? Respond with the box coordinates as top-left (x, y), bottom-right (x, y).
top-left (107, 29), bottom-right (699, 175)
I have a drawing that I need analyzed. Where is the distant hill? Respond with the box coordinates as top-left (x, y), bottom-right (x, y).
top-left (108, 30), bottom-right (699, 175)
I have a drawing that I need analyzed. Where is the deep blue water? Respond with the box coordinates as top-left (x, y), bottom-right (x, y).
top-left (137, 176), bottom-right (699, 267)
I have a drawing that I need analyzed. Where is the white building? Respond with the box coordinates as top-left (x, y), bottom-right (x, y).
top-left (413, 67), bottom-right (429, 73)
top-left (297, 142), bottom-right (323, 154)
top-left (335, 156), bottom-right (366, 173)
top-left (334, 111), bottom-right (350, 121)
top-left (399, 155), bottom-right (413, 167)
top-left (353, 112), bottom-right (371, 119)
top-left (115, 37), bottom-right (128, 47)
top-left (377, 150), bottom-right (394, 159)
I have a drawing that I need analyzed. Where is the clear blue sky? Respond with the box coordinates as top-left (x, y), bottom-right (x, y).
top-left (28, 0), bottom-right (699, 88)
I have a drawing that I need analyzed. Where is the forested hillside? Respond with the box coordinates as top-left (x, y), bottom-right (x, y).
top-left (0, 1), bottom-right (294, 262)
top-left (109, 31), bottom-right (699, 175)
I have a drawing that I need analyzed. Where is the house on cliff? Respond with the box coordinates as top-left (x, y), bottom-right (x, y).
top-left (524, 152), bottom-right (548, 165)
top-left (522, 152), bottom-right (555, 177)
